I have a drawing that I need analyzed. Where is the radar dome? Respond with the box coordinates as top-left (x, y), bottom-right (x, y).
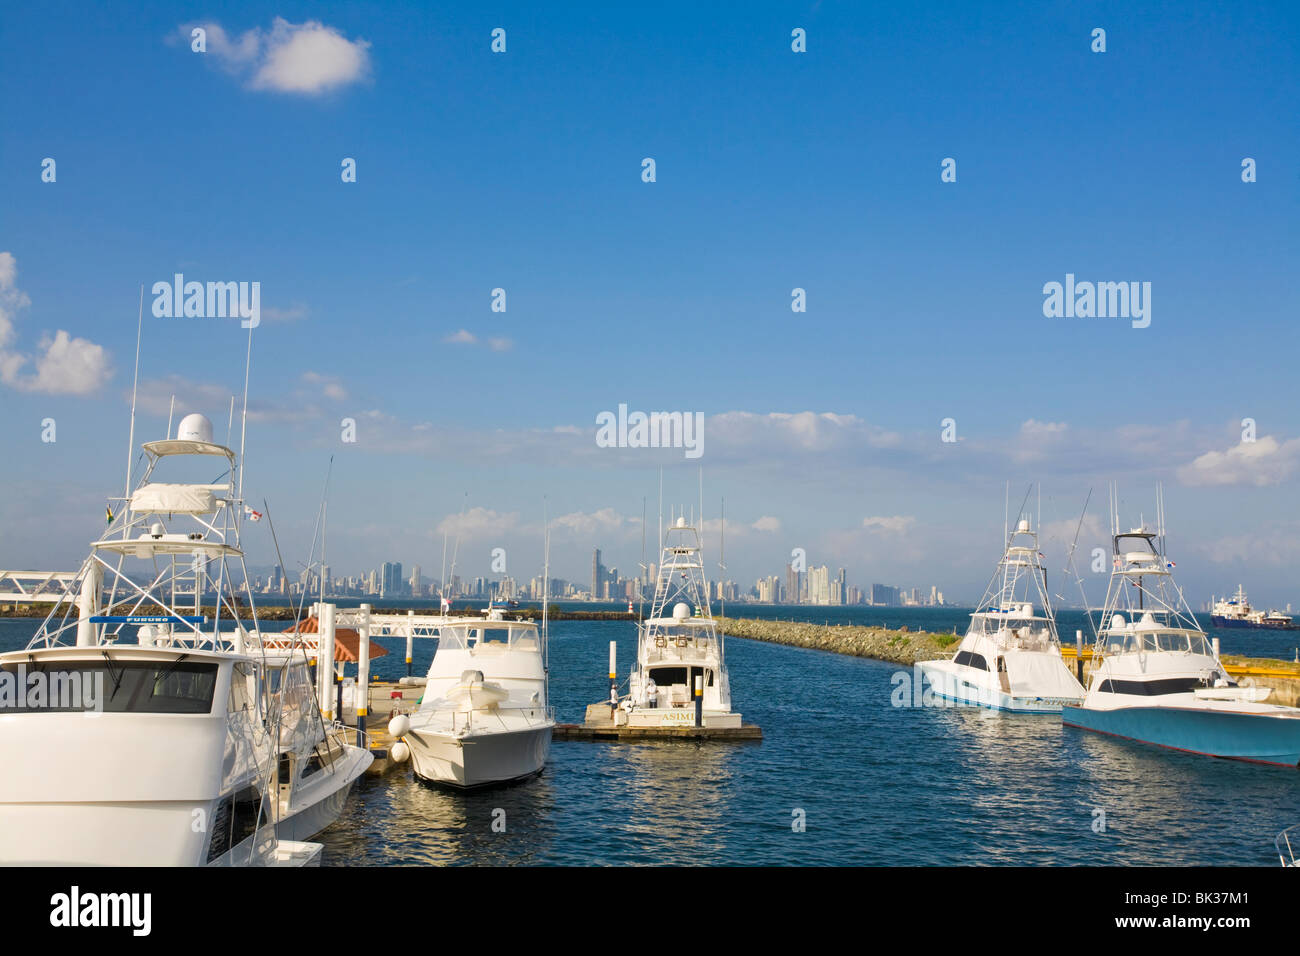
top-left (176, 413), bottom-right (214, 444)
top-left (675, 516), bottom-right (687, 528)
top-left (672, 602), bottom-right (691, 620)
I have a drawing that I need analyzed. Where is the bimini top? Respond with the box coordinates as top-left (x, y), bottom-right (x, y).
top-left (141, 413), bottom-right (235, 460)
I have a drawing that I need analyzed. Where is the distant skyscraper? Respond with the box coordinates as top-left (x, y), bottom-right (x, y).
top-left (592, 548), bottom-right (603, 600)
top-left (380, 561), bottom-right (403, 598)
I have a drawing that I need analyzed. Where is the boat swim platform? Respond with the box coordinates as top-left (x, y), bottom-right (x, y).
top-left (556, 703), bottom-right (762, 741)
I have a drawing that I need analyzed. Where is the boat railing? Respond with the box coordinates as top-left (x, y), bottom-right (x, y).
top-left (449, 704), bottom-right (555, 732)
top-left (1277, 825), bottom-right (1300, 867)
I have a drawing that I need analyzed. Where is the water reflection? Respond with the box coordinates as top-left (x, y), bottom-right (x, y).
top-left (602, 741), bottom-right (739, 864)
top-left (319, 770), bottom-right (557, 866)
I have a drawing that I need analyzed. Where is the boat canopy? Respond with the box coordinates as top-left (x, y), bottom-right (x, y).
top-left (130, 482), bottom-right (228, 515)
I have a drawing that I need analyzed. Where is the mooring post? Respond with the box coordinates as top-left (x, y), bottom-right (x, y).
top-left (608, 640), bottom-right (618, 719)
top-left (694, 675), bottom-right (703, 727)
top-left (357, 603), bottom-right (371, 748)
top-left (1076, 629), bottom-right (1084, 683)
top-left (406, 609), bottom-right (414, 677)
top-left (319, 602), bottom-right (337, 721)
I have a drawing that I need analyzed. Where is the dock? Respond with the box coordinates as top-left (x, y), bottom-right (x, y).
top-left (555, 703), bottom-right (762, 741)
top-left (555, 722), bottom-right (762, 741)
top-left (344, 679), bottom-right (425, 776)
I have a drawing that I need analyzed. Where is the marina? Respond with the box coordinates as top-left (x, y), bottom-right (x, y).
top-left (1, 2), bottom-right (1297, 897)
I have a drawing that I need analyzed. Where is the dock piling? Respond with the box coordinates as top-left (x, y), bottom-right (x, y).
top-left (1075, 630), bottom-right (1084, 683)
top-left (694, 675), bottom-right (702, 727)
top-left (357, 603), bottom-right (371, 747)
top-left (406, 609), bottom-right (414, 677)
top-left (608, 640), bottom-right (618, 719)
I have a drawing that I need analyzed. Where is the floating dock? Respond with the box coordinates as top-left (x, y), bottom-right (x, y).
top-left (555, 722), bottom-right (762, 741)
top-left (554, 703), bottom-right (762, 741)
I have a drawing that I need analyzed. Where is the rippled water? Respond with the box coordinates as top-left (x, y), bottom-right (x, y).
top-left (3, 610), bottom-right (1297, 865)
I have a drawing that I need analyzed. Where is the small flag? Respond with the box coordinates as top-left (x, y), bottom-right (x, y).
top-left (244, 506), bottom-right (262, 522)
top-left (105, 507), bottom-right (113, 525)
top-left (1167, 561), bottom-right (1176, 569)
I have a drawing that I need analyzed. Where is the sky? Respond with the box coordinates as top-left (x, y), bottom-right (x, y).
top-left (1, 1), bottom-right (1297, 606)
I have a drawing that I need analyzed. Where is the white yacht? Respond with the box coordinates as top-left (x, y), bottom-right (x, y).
top-left (1062, 487), bottom-right (1300, 767)
top-left (617, 515), bottom-right (741, 728)
top-left (393, 607), bottom-right (553, 788)
top-left (0, 408), bottom-right (365, 864)
top-left (919, 510), bottom-right (1084, 712)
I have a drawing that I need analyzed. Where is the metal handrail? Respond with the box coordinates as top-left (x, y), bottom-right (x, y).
top-left (1277, 825), bottom-right (1300, 867)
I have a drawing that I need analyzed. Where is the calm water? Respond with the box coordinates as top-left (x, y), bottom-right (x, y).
top-left (4, 608), bottom-right (1298, 865)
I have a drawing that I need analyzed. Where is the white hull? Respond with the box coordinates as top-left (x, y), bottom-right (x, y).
top-left (277, 746), bottom-right (373, 842)
top-left (408, 723), bottom-right (552, 788)
top-left (624, 708), bottom-right (742, 728)
top-left (0, 798), bottom-right (221, 866)
top-left (918, 659), bottom-right (1081, 713)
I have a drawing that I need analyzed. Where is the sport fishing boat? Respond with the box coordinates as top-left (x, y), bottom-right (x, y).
top-left (616, 514), bottom-right (742, 728)
top-left (393, 606), bottom-right (554, 788)
top-left (0, 406), bottom-right (355, 864)
top-left (918, 507), bottom-right (1084, 713)
top-left (1211, 585), bottom-right (1298, 630)
top-left (245, 627), bottom-right (374, 842)
top-left (1062, 487), bottom-right (1300, 767)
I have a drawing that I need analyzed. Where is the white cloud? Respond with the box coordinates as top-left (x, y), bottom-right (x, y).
top-left (0, 253), bottom-right (112, 395)
top-left (183, 18), bottom-right (371, 95)
top-left (751, 515), bottom-right (781, 532)
top-left (1176, 436), bottom-right (1300, 487)
top-left (442, 330), bottom-right (513, 352)
top-left (861, 515), bottom-right (915, 534)
top-left (1011, 419), bottom-right (1069, 463)
top-left (263, 303), bottom-right (309, 322)
top-left (436, 507), bottom-right (520, 538)
top-left (550, 508), bottom-right (631, 538)
top-left (301, 371), bottom-right (347, 401)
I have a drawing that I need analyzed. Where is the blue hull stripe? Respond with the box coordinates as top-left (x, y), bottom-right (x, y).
top-left (1062, 705), bottom-right (1300, 767)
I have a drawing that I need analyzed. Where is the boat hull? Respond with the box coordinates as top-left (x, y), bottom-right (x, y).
top-left (276, 747), bottom-right (373, 842)
top-left (1062, 704), bottom-right (1300, 767)
top-left (918, 660), bottom-right (1081, 713)
top-left (1210, 616), bottom-right (1299, 630)
top-left (407, 723), bottom-right (552, 789)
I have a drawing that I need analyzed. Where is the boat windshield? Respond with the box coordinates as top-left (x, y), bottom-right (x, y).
top-left (0, 660), bottom-right (220, 713)
top-left (1103, 630), bottom-right (1213, 656)
top-left (437, 624), bottom-right (538, 650)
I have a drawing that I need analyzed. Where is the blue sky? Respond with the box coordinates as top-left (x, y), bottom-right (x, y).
top-left (1, 1), bottom-right (1297, 605)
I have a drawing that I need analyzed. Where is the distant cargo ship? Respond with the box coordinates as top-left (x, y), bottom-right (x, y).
top-left (1211, 586), bottom-right (1298, 630)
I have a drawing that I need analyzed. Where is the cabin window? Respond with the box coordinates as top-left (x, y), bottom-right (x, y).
top-left (953, 650), bottom-right (989, 672)
top-left (1097, 677), bottom-right (1209, 696)
top-left (649, 667), bottom-right (689, 686)
top-left (0, 660), bottom-right (219, 714)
